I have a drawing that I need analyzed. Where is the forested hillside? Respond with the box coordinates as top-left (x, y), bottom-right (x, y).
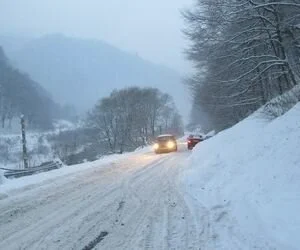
top-left (184, 0), bottom-right (300, 132)
top-left (2, 34), bottom-right (189, 117)
top-left (0, 46), bottom-right (58, 130)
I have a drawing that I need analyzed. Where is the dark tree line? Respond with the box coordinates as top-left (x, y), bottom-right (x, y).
top-left (0, 46), bottom-right (60, 130)
top-left (88, 87), bottom-right (183, 153)
top-left (183, 0), bottom-right (300, 132)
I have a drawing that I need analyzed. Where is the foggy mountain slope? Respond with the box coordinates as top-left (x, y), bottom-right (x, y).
top-left (0, 35), bottom-right (31, 56)
top-left (4, 34), bottom-right (189, 116)
top-left (0, 46), bottom-right (59, 129)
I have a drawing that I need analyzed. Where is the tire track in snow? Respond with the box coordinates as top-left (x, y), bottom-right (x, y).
top-left (0, 155), bottom-right (159, 249)
top-left (99, 156), bottom-right (174, 249)
top-left (0, 149), bottom-right (204, 250)
top-left (82, 231), bottom-right (109, 250)
top-left (99, 152), bottom-right (203, 250)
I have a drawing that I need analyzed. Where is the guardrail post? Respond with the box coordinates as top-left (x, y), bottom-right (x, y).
top-left (21, 115), bottom-right (29, 169)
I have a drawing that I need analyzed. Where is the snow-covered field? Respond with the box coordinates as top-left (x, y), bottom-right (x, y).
top-left (183, 103), bottom-right (300, 249)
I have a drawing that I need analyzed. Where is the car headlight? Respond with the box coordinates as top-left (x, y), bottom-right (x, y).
top-left (153, 143), bottom-right (159, 150)
top-left (167, 141), bottom-right (175, 149)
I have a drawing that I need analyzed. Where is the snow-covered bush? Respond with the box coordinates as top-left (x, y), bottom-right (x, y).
top-left (0, 120), bottom-right (83, 168)
top-left (263, 84), bottom-right (300, 119)
top-left (0, 133), bottom-right (54, 168)
top-left (0, 137), bottom-right (22, 164)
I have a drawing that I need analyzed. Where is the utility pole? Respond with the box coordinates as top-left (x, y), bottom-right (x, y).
top-left (21, 115), bottom-right (29, 169)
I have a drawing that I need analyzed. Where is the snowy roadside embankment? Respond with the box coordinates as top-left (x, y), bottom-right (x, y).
top-left (183, 103), bottom-right (300, 249)
top-left (0, 170), bottom-right (6, 185)
top-left (0, 146), bottom-right (152, 195)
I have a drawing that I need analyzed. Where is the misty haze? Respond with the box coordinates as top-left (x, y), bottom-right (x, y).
top-left (1, 1), bottom-right (300, 250)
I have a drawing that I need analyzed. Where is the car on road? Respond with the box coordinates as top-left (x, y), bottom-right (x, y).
top-left (187, 134), bottom-right (204, 150)
top-left (153, 134), bottom-right (177, 154)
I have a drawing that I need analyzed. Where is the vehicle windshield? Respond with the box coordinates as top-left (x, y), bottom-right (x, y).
top-left (157, 136), bottom-right (175, 141)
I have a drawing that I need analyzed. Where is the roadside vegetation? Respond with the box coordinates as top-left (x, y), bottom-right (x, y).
top-left (184, 0), bottom-right (300, 132)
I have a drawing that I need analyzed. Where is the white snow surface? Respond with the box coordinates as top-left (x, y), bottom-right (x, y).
top-left (1, 100), bottom-right (300, 250)
top-left (183, 103), bottom-right (300, 249)
top-left (0, 170), bottom-right (6, 185)
top-left (0, 143), bottom-right (204, 249)
top-left (0, 146), bottom-right (151, 194)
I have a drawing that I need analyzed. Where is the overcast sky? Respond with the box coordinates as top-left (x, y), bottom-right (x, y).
top-left (0, 0), bottom-right (194, 73)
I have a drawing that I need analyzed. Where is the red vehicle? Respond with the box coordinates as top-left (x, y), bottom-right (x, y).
top-left (187, 134), bottom-right (204, 150)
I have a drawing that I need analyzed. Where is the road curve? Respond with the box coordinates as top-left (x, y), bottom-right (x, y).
top-left (0, 146), bottom-right (205, 250)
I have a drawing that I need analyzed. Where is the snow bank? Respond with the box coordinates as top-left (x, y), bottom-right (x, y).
top-left (263, 84), bottom-right (300, 119)
top-left (53, 119), bottom-right (78, 133)
top-left (183, 103), bottom-right (300, 249)
top-left (0, 170), bottom-right (6, 185)
top-left (0, 146), bottom-right (152, 194)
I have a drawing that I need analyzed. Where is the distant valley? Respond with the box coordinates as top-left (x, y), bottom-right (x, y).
top-left (0, 34), bottom-right (189, 118)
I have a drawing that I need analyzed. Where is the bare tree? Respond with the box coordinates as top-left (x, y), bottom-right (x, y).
top-left (87, 87), bottom-right (183, 153)
top-left (183, 0), bottom-right (300, 131)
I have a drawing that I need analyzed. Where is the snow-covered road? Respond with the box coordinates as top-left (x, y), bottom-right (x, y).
top-left (0, 145), bottom-right (204, 250)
